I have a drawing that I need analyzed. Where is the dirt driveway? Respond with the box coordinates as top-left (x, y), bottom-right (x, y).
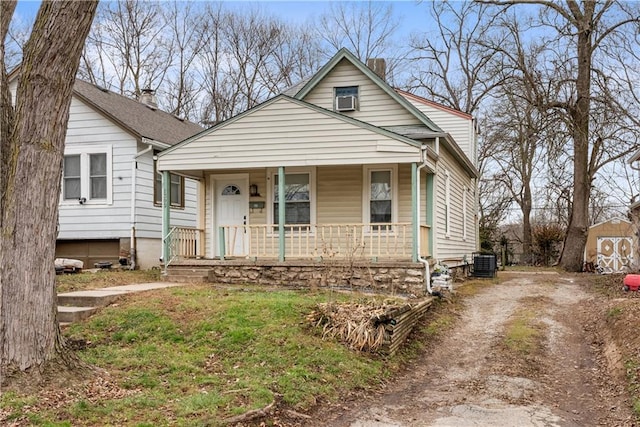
top-left (307, 272), bottom-right (635, 427)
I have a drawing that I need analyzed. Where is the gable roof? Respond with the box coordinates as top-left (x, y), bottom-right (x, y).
top-left (72, 80), bottom-right (202, 147)
top-left (395, 89), bottom-right (473, 120)
top-left (292, 48), bottom-right (443, 133)
top-left (159, 93), bottom-right (427, 158)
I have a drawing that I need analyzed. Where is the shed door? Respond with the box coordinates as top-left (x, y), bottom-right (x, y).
top-left (596, 237), bottom-right (633, 273)
top-left (214, 176), bottom-right (249, 257)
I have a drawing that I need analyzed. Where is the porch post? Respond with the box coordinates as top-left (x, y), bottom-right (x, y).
top-left (426, 173), bottom-right (435, 257)
top-left (278, 166), bottom-right (286, 262)
top-left (161, 170), bottom-right (171, 268)
top-left (412, 163), bottom-right (418, 263)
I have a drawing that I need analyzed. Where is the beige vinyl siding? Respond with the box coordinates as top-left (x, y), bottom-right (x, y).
top-left (433, 148), bottom-right (477, 264)
top-left (406, 97), bottom-right (477, 166)
top-left (303, 59), bottom-right (420, 127)
top-left (158, 97), bottom-right (421, 172)
top-left (317, 166), bottom-right (362, 224)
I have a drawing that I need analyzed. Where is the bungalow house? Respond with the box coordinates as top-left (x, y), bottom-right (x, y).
top-left (9, 75), bottom-right (202, 269)
top-left (156, 48), bottom-right (480, 294)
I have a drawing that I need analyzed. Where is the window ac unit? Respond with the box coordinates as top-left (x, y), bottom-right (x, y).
top-left (336, 95), bottom-right (357, 111)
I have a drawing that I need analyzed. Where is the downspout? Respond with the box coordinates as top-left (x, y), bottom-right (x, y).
top-left (417, 145), bottom-right (434, 295)
top-left (130, 144), bottom-right (154, 270)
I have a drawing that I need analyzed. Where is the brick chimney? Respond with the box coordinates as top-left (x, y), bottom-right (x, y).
top-left (139, 88), bottom-right (157, 109)
top-left (366, 58), bottom-right (386, 81)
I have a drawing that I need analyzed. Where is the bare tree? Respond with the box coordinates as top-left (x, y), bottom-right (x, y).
top-left (197, 5), bottom-right (320, 124)
top-left (1, 0), bottom-right (98, 383)
top-left (80, 0), bottom-right (170, 98)
top-left (161, 1), bottom-right (207, 119)
top-left (314, 1), bottom-right (405, 82)
top-left (481, 0), bottom-right (640, 271)
top-left (407, 1), bottom-right (506, 114)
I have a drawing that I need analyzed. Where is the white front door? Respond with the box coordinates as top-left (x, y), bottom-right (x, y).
top-left (214, 175), bottom-right (249, 257)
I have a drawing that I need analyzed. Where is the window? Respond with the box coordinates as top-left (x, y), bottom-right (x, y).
top-left (62, 145), bottom-right (112, 204)
top-left (274, 173), bottom-right (310, 225)
top-left (444, 170), bottom-right (451, 237)
top-left (90, 153), bottom-right (107, 199)
top-left (63, 155), bottom-right (81, 200)
top-left (363, 165), bottom-right (397, 231)
top-left (154, 159), bottom-right (184, 208)
top-left (268, 168), bottom-right (316, 230)
top-left (335, 86), bottom-right (358, 97)
top-left (334, 86), bottom-right (359, 111)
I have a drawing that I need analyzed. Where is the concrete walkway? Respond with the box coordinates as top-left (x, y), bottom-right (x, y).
top-left (57, 282), bottom-right (183, 324)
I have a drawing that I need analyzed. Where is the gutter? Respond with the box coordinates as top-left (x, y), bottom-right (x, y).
top-left (130, 144), bottom-right (154, 269)
top-left (417, 144), bottom-right (434, 295)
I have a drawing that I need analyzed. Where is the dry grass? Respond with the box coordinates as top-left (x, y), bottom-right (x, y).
top-left (307, 299), bottom-right (405, 352)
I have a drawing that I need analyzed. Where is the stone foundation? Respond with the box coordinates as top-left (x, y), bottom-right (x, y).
top-left (206, 260), bottom-right (428, 296)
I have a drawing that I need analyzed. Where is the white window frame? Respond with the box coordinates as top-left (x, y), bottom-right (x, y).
top-left (267, 167), bottom-right (316, 233)
top-left (444, 170), bottom-right (451, 238)
top-left (362, 164), bottom-right (398, 234)
top-left (61, 145), bottom-right (113, 206)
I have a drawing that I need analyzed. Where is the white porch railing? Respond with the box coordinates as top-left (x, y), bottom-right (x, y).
top-left (218, 223), bottom-right (416, 260)
top-left (164, 226), bottom-right (204, 266)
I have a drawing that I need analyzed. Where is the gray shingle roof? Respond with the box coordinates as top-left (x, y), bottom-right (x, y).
top-left (73, 79), bottom-right (202, 146)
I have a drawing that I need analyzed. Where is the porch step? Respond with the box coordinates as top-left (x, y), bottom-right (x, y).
top-left (57, 291), bottom-right (125, 308)
top-left (163, 266), bottom-right (210, 283)
top-left (58, 306), bottom-right (100, 323)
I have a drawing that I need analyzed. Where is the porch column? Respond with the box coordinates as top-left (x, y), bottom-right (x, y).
top-left (412, 163), bottom-right (418, 263)
top-left (278, 166), bottom-right (285, 262)
top-left (426, 173), bottom-right (435, 257)
top-left (161, 170), bottom-right (171, 268)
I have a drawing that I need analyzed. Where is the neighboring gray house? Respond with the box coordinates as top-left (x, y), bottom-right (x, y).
top-left (10, 76), bottom-right (202, 269)
top-left (155, 48), bottom-right (480, 293)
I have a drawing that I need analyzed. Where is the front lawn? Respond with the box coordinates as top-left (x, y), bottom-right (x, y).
top-left (2, 285), bottom-right (413, 426)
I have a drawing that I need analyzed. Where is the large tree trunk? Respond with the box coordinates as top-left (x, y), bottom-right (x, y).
top-left (0, 1), bottom-right (98, 384)
top-left (559, 3), bottom-right (593, 272)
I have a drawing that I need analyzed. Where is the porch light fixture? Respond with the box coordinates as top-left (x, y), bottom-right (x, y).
top-left (250, 184), bottom-right (260, 197)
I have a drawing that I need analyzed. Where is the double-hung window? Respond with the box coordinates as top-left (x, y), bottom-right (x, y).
top-left (444, 170), bottom-right (451, 238)
top-left (270, 168), bottom-right (315, 230)
top-left (62, 145), bottom-right (112, 204)
top-left (154, 159), bottom-right (184, 208)
top-left (364, 165), bottom-right (397, 232)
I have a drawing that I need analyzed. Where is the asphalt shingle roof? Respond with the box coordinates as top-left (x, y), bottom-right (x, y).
top-left (73, 80), bottom-right (202, 146)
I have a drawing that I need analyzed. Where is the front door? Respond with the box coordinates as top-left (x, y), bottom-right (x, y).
top-left (214, 175), bottom-right (249, 257)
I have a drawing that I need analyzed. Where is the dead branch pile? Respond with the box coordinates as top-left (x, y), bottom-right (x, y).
top-left (306, 300), bottom-right (401, 352)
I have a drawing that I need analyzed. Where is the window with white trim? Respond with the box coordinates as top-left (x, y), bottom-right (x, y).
top-left (62, 145), bottom-right (112, 204)
top-left (363, 165), bottom-right (397, 231)
top-left (270, 168), bottom-right (315, 228)
top-left (444, 170), bottom-right (451, 237)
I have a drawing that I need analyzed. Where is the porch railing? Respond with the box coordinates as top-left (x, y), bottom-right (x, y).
top-left (218, 223), bottom-right (416, 260)
top-left (164, 226), bottom-right (204, 266)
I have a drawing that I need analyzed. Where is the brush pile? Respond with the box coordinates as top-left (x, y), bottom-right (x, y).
top-left (307, 299), bottom-right (406, 352)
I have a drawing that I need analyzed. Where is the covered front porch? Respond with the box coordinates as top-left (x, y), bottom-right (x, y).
top-left (160, 162), bottom-right (435, 268)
